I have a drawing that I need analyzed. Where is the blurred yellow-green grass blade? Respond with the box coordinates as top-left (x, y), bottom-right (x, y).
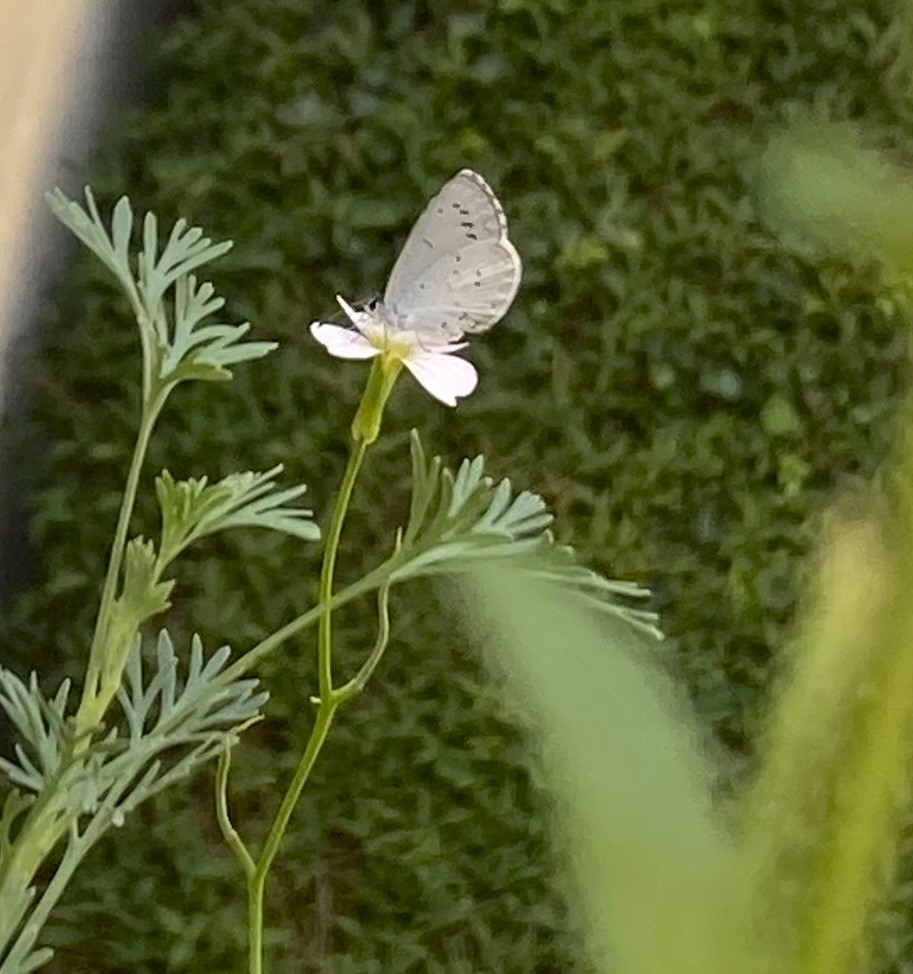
top-left (737, 507), bottom-right (892, 974)
top-left (739, 415), bottom-right (913, 974)
top-left (461, 567), bottom-right (740, 974)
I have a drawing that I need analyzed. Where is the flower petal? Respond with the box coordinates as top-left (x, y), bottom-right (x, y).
top-left (403, 350), bottom-right (478, 406)
top-left (310, 323), bottom-right (379, 360)
top-left (412, 335), bottom-right (469, 354)
top-left (336, 294), bottom-right (368, 329)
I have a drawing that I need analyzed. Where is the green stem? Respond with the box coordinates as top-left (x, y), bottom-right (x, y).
top-left (215, 749), bottom-right (255, 880)
top-left (247, 875), bottom-right (264, 974)
top-left (1, 389), bottom-right (166, 957)
top-left (336, 580), bottom-right (392, 702)
top-left (243, 436), bottom-right (367, 974)
top-left (242, 358), bottom-right (397, 973)
top-left (75, 390), bottom-right (165, 735)
top-left (218, 557), bottom-right (401, 685)
top-left (247, 700), bottom-right (338, 974)
top-left (0, 793), bottom-right (68, 954)
top-left (316, 439), bottom-right (368, 701)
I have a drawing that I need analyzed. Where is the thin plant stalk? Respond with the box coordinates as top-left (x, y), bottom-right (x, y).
top-left (241, 361), bottom-right (392, 974)
top-left (76, 390), bottom-right (167, 735)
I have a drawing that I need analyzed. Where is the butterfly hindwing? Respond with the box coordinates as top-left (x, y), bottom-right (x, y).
top-left (387, 240), bottom-right (521, 339)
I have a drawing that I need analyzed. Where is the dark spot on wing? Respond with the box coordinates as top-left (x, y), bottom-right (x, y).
top-left (466, 232), bottom-right (478, 241)
top-left (461, 221), bottom-right (474, 229)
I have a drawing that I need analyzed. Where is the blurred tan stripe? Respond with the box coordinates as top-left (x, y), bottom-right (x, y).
top-left (0, 0), bottom-right (92, 367)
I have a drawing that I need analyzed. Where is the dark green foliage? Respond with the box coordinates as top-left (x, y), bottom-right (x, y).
top-left (3, 0), bottom-right (913, 971)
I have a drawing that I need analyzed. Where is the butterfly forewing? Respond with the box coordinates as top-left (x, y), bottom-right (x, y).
top-left (383, 169), bottom-right (522, 339)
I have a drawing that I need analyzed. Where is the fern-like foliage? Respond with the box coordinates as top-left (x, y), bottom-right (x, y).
top-left (45, 188), bottom-right (275, 397)
top-left (396, 431), bottom-right (661, 638)
top-left (0, 673), bottom-right (71, 794)
top-left (156, 466), bottom-right (319, 567)
top-left (0, 633), bottom-right (265, 973)
top-left (109, 631), bottom-right (266, 813)
top-left (0, 631), bottom-right (263, 810)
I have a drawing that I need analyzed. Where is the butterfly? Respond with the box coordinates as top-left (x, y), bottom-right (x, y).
top-left (362, 168), bottom-right (522, 342)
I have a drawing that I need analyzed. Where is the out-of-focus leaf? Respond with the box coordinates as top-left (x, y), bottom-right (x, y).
top-left (461, 566), bottom-right (739, 974)
top-left (756, 119), bottom-right (913, 281)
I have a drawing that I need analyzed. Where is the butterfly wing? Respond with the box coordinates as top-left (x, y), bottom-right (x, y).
top-left (385, 239), bottom-right (521, 339)
top-left (383, 169), bottom-right (522, 339)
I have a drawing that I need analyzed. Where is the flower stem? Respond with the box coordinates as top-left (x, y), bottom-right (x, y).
top-left (0, 390), bottom-right (166, 957)
top-left (75, 391), bottom-right (165, 736)
top-left (244, 430), bottom-right (363, 971)
top-left (215, 749), bottom-right (255, 880)
top-left (316, 438), bottom-right (368, 701)
top-left (336, 580), bottom-right (392, 702)
top-left (351, 356), bottom-right (401, 445)
top-left (247, 699), bottom-right (338, 974)
top-left (219, 556), bottom-right (402, 684)
top-left (244, 364), bottom-right (393, 972)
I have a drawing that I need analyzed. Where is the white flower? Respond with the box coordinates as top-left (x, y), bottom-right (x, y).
top-left (310, 296), bottom-right (478, 407)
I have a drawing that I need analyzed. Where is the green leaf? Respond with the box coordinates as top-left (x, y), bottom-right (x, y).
top-left (115, 630), bottom-right (266, 760)
top-left (460, 567), bottom-right (738, 974)
top-left (45, 188), bottom-right (139, 305)
top-left (156, 466), bottom-right (319, 566)
top-left (117, 538), bottom-right (174, 624)
top-left (760, 393), bottom-right (802, 436)
top-left (0, 670), bottom-right (72, 792)
top-left (757, 119), bottom-right (913, 284)
top-left (138, 213), bottom-right (233, 334)
top-left (0, 790), bottom-right (33, 861)
top-left (738, 504), bottom-right (913, 974)
top-left (396, 431), bottom-right (660, 638)
top-left (0, 632), bottom-right (266, 973)
top-left (46, 189), bottom-right (273, 397)
top-left (161, 275), bottom-right (277, 381)
top-left (101, 539), bottom-right (175, 700)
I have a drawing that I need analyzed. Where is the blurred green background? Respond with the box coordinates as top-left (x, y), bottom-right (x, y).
top-left (4, 0), bottom-right (913, 971)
